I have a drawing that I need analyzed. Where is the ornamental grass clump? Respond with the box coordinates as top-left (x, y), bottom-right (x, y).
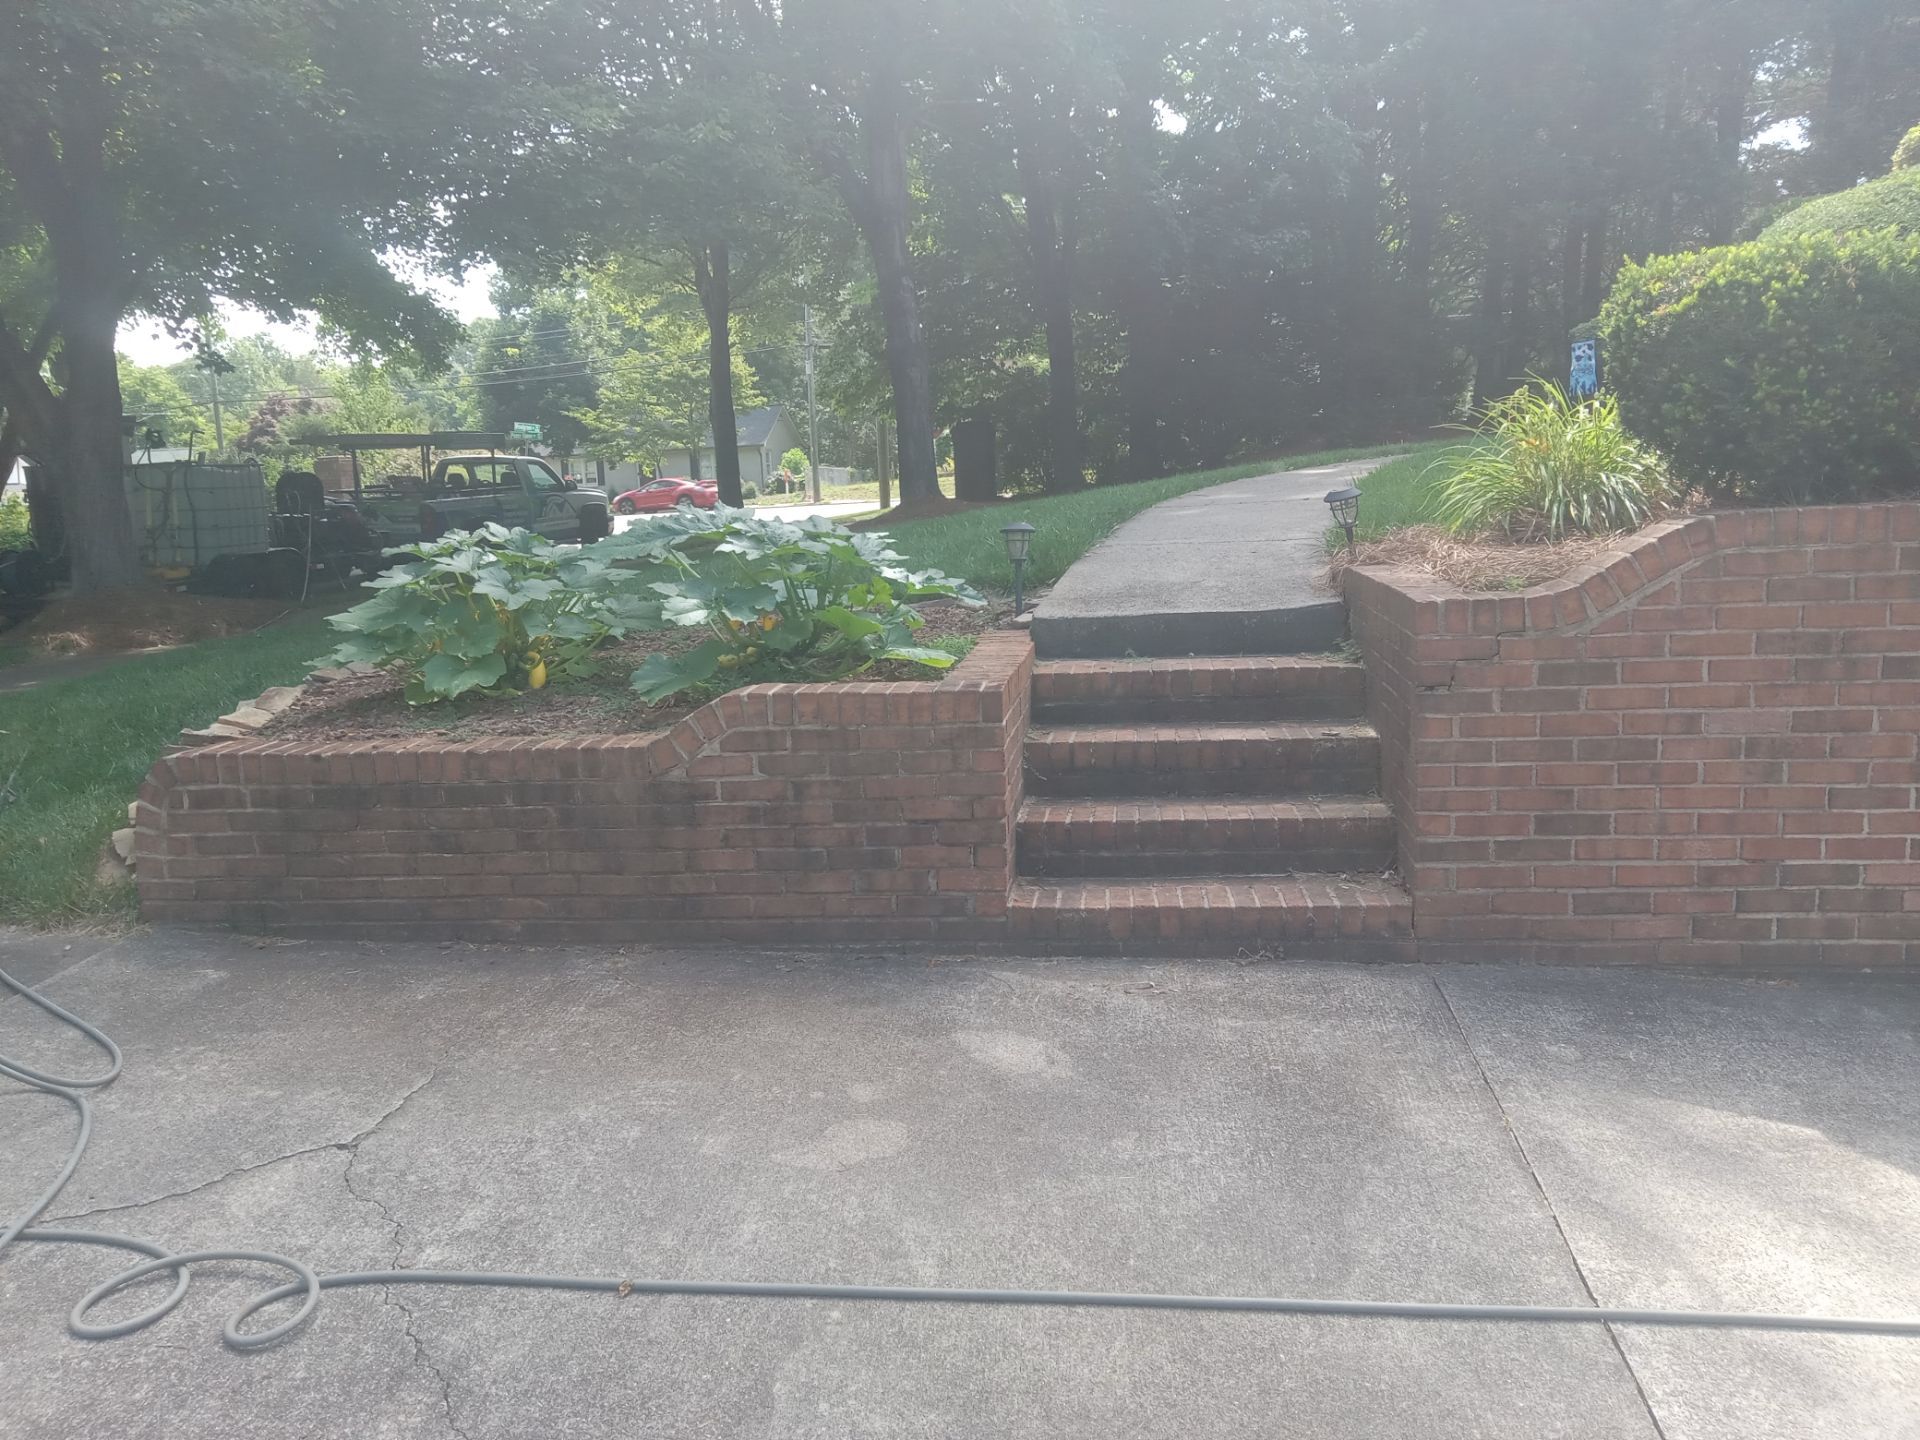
top-left (1432, 383), bottom-right (1674, 541)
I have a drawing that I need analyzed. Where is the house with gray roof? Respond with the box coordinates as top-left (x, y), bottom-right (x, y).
top-left (658, 405), bottom-right (803, 491)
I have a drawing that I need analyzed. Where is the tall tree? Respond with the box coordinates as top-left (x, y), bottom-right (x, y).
top-left (778, 0), bottom-right (955, 505)
top-left (0, 0), bottom-right (464, 591)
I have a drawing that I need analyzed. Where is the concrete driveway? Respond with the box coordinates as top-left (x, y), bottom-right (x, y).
top-left (2, 930), bottom-right (1916, 1439)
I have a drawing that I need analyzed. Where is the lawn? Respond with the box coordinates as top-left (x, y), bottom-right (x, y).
top-left (0, 613), bottom-right (337, 928)
top-left (883, 443), bottom-right (1424, 593)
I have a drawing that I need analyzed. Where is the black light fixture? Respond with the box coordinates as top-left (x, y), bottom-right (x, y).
top-left (1001, 521), bottom-right (1037, 615)
top-left (1324, 485), bottom-right (1362, 554)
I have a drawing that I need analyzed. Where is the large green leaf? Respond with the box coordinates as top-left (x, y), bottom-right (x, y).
top-left (815, 605), bottom-right (884, 639)
top-left (630, 639), bottom-right (726, 702)
top-left (417, 651), bottom-right (509, 702)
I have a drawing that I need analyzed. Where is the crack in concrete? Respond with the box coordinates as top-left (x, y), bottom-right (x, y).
top-left (45, 1066), bottom-right (442, 1225)
top-left (339, 1065), bottom-right (470, 1440)
top-left (1430, 975), bottom-right (1671, 1440)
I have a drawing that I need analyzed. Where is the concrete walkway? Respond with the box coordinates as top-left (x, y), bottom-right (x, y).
top-left (3, 928), bottom-right (1917, 1438)
top-left (1032, 456), bottom-right (1394, 659)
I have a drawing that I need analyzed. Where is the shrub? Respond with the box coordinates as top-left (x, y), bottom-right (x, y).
top-left (1432, 384), bottom-right (1673, 539)
top-left (325, 526), bottom-right (657, 703)
top-left (1761, 168), bottom-right (1920, 242)
top-left (780, 446), bottom-right (809, 479)
top-left (1598, 230), bottom-right (1920, 503)
top-left (1893, 123), bottom-right (1920, 173)
top-left (0, 494), bottom-right (29, 549)
top-left (596, 507), bottom-right (981, 702)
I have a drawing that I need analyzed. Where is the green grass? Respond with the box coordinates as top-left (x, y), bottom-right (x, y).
top-left (0, 613), bottom-right (337, 929)
top-left (1326, 443), bottom-right (1453, 548)
top-left (882, 444), bottom-right (1423, 593)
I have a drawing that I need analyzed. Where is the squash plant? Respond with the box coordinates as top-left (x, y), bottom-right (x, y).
top-left (594, 507), bottom-right (983, 702)
top-left (323, 525), bottom-right (660, 703)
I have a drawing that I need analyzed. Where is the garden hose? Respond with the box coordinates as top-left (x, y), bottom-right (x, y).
top-left (5, 963), bottom-right (1920, 1353)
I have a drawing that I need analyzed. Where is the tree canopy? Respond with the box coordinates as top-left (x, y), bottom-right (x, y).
top-left (4, 0), bottom-right (1919, 587)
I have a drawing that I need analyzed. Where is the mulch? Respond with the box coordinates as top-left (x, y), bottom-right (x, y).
top-left (5, 589), bottom-right (293, 656)
top-left (261, 598), bottom-right (1014, 744)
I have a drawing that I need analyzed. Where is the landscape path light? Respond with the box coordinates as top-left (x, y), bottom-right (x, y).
top-left (1001, 521), bottom-right (1037, 616)
top-left (1324, 485), bottom-right (1362, 554)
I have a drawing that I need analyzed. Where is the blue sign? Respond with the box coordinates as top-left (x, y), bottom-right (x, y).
top-left (1570, 339), bottom-right (1600, 398)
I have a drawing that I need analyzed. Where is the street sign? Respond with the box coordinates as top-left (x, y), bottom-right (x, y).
top-left (511, 422), bottom-right (543, 441)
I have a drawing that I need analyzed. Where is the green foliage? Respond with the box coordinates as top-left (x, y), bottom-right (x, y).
top-left (781, 447), bottom-right (810, 477)
top-left (0, 494), bottom-right (29, 549)
top-left (1432, 385), bottom-right (1673, 539)
top-left (1598, 231), bottom-right (1920, 503)
top-left (325, 527), bottom-right (660, 704)
top-left (570, 282), bottom-right (762, 466)
top-left (1893, 124), bottom-right (1920, 173)
top-left (595, 508), bottom-right (981, 703)
top-left (117, 359), bottom-right (212, 448)
top-left (1762, 169), bottom-right (1920, 241)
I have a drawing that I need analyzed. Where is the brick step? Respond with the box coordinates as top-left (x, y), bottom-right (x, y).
top-left (1017, 798), bottom-right (1395, 877)
top-left (1033, 656), bottom-right (1366, 725)
top-left (1023, 723), bottom-right (1380, 798)
top-left (1009, 875), bottom-right (1413, 951)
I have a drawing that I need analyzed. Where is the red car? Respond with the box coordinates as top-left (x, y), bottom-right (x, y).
top-left (611, 477), bottom-right (720, 514)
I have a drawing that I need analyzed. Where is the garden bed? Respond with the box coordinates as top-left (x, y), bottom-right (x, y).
top-left (260, 597), bottom-right (1008, 743)
top-left (1326, 525), bottom-right (1638, 592)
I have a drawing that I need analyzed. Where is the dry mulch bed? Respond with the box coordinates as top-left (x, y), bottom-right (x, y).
top-left (262, 598), bottom-right (1012, 744)
top-left (6, 589), bottom-right (294, 656)
top-left (1325, 525), bottom-right (1627, 593)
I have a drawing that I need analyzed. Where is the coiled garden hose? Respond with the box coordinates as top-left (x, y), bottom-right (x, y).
top-left (5, 963), bottom-right (1919, 1353)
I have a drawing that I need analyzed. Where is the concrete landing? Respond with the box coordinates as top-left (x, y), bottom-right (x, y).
top-left (1031, 456), bottom-right (1394, 658)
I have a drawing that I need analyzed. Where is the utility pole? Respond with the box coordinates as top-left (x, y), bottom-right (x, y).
top-left (803, 305), bottom-right (820, 503)
top-left (209, 371), bottom-right (226, 453)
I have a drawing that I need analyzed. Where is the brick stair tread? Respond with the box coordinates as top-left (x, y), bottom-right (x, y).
top-left (1034, 655), bottom-right (1362, 685)
top-left (1027, 721), bottom-right (1378, 746)
top-left (1009, 874), bottom-right (1413, 943)
top-left (1019, 796), bottom-right (1392, 830)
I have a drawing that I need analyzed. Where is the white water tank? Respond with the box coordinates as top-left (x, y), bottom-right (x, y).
top-left (125, 461), bottom-right (270, 568)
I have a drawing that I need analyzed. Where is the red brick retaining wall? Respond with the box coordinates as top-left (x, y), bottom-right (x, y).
top-left (136, 633), bottom-right (1033, 942)
top-left (1345, 505), bottom-right (1920, 969)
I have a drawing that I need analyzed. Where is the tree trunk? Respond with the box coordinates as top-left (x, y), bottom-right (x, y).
top-left (1503, 233), bottom-right (1533, 384)
top-left (1114, 80), bottom-right (1162, 482)
top-left (1471, 219), bottom-right (1512, 411)
top-left (50, 220), bottom-right (139, 593)
top-left (692, 241), bottom-right (744, 507)
top-left (1581, 213), bottom-right (1611, 320)
top-left (1706, 48), bottom-right (1752, 246)
top-left (1014, 104), bottom-right (1083, 493)
top-left (856, 76), bottom-right (939, 505)
top-left (1560, 213), bottom-right (1584, 336)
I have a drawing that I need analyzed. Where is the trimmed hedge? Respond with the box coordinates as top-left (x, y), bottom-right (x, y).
top-left (1597, 231), bottom-right (1920, 504)
top-left (1763, 168), bottom-right (1920, 241)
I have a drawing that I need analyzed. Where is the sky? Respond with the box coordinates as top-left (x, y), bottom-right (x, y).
top-left (115, 265), bottom-right (500, 368)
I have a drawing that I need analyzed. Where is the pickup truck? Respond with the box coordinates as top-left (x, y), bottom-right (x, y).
top-left (317, 434), bottom-right (612, 549)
